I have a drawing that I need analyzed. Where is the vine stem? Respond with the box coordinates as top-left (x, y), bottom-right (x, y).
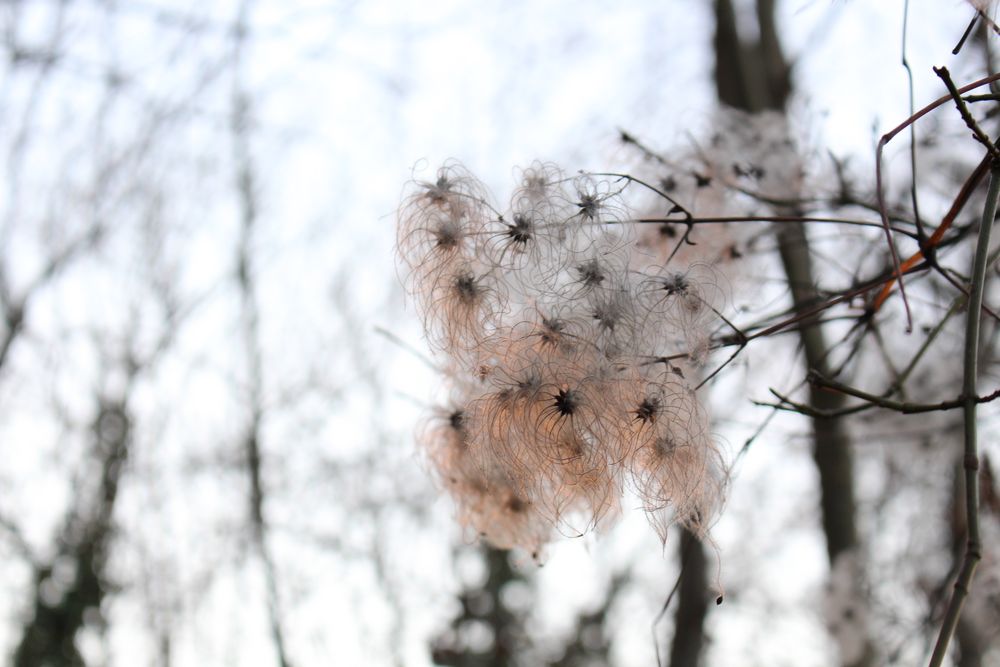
top-left (927, 161), bottom-right (999, 667)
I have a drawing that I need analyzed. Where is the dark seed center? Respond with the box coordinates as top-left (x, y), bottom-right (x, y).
top-left (554, 388), bottom-right (579, 416)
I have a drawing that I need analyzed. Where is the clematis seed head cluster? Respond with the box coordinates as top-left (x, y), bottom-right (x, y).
top-left (397, 160), bottom-right (728, 555)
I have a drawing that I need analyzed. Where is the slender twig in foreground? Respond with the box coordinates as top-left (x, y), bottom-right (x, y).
top-left (874, 71), bottom-right (1000, 331)
top-left (928, 161), bottom-right (999, 667)
top-left (934, 66), bottom-right (1000, 162)
top-left (874, 153), bottom-right (991, 311)
top-left (762, 375), bottom-right (1000, 419)
top-left (902, 0), bottom-right (925, 239)
top-left (952, 12), bottom-right (978, 55)
top-left (632, 215), bottom-right (919, 238)
top-left (374, 325), bottom-right (438, 371)
top-left (887, 297), bottom-right (964, 396)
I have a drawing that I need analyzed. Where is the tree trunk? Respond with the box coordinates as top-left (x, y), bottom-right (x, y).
top-left (710, 2), bottom-right (871, 665)
top-left (668, 528), bottom-right (709, 667)
top-left (13, 402), bottom-right (131, 667)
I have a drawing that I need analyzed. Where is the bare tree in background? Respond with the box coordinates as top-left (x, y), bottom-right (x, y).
top-left (432, 545), bottom-right (620, 667)
top-left (711, 1), bottom-right (870, 664)
top-left (0, 2), bottom-right (425, 664)
top-left (12, 327), bottom-right (170, 667)
top-left (0, 4), bottom-right (185, 662)
top-left (705, 3), bottom-right (1000, 666)
top-left (229, 2), bottom-right (294, 665)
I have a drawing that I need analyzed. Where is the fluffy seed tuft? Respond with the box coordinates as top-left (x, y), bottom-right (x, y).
top-left (398, 162), bottom-right (730, 553)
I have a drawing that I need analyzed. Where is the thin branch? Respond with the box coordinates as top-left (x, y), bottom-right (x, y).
top-left (902, 0), bottom-right (925, 239)
top-left (928, 161), bottom-right (999, 667)
top-left (931, 258), bottom-right (1000, 324)
top-left (874, 71), bottom-right (1000, 331)
top-left (0, 511), bottom-right (37, 565)
top-left (934, 66), bottom-right (1000, 162)
top-left (619, 129), bottom-right (670, 167)
top-left (887, 297), bottom-right (964, 396)
top-left (953, 12), bottom-right (980, 55)
top-left (589, 171), bottom-right (693, 220)
top-left (631, 215), bottom-right (919, 238)
top-left (0, 225), bottom-right (103, 373)
top-left (373, 325), bottom-right (438, 371)
top-left (873, 153), bottom-right (991, 311)
top-left (963, 93), bottom-right (1000, 103)
top-left (763, 372), bottom-right (1000, 419)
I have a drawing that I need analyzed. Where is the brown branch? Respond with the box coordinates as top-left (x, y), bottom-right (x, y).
top-left (874, 71), bottom-right (1000, 331)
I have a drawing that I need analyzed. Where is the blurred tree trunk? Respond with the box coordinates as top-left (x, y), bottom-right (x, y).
top-left (230, 2), bottom-right (293, 665)
top-left (432, 545), bottom-right (618, 667)
top-left (13, 400), bottom-right (131, 667)
top-left (667, 528), bottom-right (709, 667)
top-left (432, 547), bottom-right (525, 667)
top-left (549, 574), bottom-right (621, 667)
top-left (711, 1), bottom-right (871, 665)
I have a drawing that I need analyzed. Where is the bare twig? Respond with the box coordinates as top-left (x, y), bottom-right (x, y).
top-left (373, 325), bottom-right (438, 370)
top-left (888, 297), bottom-right (964, 395)
top-left (963, 93), bottom-right (1000, 103)
top-left (902, 0), bottom-right (925, 239)
top-left (762, 373), bottom-right (1000, 419)
top-left (590, 171), bottom-right (693, 220)
top-left (874, 71), bottom-right (1000, 331)
top-left (934, 66), bottom-right (1000, 162)
top-left (927, 161), bottom-right (999, 667)
top-left (873, 153), bottom-right (991, 312)
top-left (952, 13), bottom-right (979, 55)
top-left (632, 215), bottom-right (920, 238)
